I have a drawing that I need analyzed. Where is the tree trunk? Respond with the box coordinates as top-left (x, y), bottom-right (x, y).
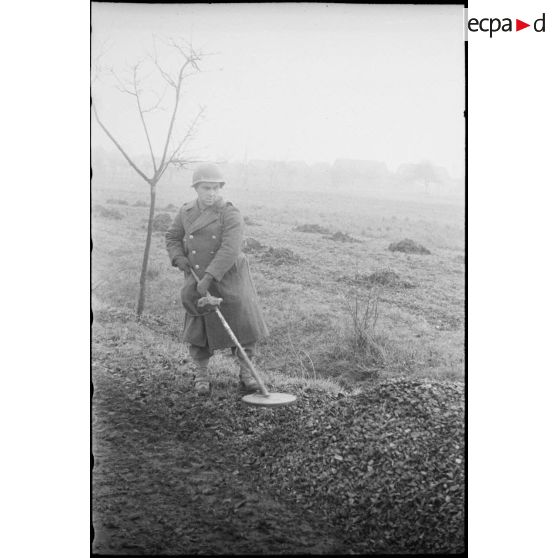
top-left (137, 181), bottom-right (157, 317)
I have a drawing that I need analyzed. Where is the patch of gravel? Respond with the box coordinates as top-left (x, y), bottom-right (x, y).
top-left (388, 239), bottom-right (431, 255)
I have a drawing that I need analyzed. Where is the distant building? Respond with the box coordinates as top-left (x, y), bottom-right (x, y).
top-left (332, 159), bottom-right (390, 190)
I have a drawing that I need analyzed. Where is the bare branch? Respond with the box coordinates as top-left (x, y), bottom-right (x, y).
top-left (132, 63), bottom-right (157, 173)
top-left (166, 37), bottom-right (192, 59)
top-left (92, 102), bottom-right (150, 183)
top-left (91, 40), bottom-right (117, 85)
top-left (109, 68), bottom-right (136, 96)
top-left (148, 34), bottom-right (177, 90)
top-left (141, 85), bottom-right (168, 113)
top-left (168, 37), bottom-right (219, 62)
top-left (167, 37), bottom-right (206, 76)
top-left (155, 54), bottom-right (194, 174)
top-left (156, 88), bottom-right (180, 173)
top-left (167, 159), bottom-right (207, 170)
top-left (159, 106), bottom-right (206, 179)
top-left (92, 39), bottom-right (112, 66)
top-left (151, 54), bottom-right (176, 88)
top-left (91, 39), bottom-right (114, 81)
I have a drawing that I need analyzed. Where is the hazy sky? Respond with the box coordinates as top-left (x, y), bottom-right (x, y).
top-left (92, 3), bottom-right (465, 177)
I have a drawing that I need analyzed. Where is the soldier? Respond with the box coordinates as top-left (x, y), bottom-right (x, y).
top-left (165, 163), bottom-right (269, 396)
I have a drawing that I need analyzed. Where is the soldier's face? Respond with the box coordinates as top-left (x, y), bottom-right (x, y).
top-left (195, 182), bottom-right (222, 207)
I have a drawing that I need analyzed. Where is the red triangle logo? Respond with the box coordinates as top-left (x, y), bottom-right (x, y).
top-left (516, 19), bottom-right (530, 31)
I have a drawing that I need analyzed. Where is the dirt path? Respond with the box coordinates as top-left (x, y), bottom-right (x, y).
top-left (92, 361), bottom-right (341, 555)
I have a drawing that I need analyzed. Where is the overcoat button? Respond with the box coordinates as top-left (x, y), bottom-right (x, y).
top-left (212, 235), bottom-right (216, 239)
top-left (192, 250), bottom-right (196, 254)
top-left (195, 265), bottom-right (200, 269)
top-left (189, 234), bottom-right (194, 239)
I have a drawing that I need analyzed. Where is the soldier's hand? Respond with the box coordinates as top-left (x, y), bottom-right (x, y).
top-left (174, 256), bottom-right (189, 272)
top-left (197, 273), bottom-right (213, 296)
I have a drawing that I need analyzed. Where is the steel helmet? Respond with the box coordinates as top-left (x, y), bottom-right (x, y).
top-left (191, 163), bottom-right (225, 188)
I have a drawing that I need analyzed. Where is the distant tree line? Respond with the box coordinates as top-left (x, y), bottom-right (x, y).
top-left (92, 148), bottom-right (463, 197)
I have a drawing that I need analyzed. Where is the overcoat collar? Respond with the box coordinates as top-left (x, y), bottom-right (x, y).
top-left (184, 196), bottom-right (227, 234)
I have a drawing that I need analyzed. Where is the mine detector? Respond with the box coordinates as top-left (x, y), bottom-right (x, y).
top-left (191, 269), bottom-right (297, 408)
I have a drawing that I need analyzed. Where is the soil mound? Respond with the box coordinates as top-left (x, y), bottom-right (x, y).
top-left (293, 223), bottom-right (331, 234)
top-left (244, 216), bottom-right (261, 226)
top-left (259, 246), bottom-right (303, 265)
top-left (327, 231), bottom-right (363, 243)
top-left (94, 204), bottom-right (123, 220)
top-left (388, 239), bottom-right (431, 255)
top-left (152, 213), bottom-right (172, 232)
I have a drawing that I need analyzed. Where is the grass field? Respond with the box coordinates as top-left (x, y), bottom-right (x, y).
top-left (93, 179), bottom-right (464, 386)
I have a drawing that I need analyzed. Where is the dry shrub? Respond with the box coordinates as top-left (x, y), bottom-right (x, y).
top-left (339, 270), bottom-right (414, 289)
top-left (345, 286), bottom-right (386, 365)
top-left (134, 200), bottom-right (149, 207)
top-left (146, 268), bottom-right (160, 280)
top-left (318, 284), bottom-right (394, 383)
top-left (364, 270), bottom-right (401, 287)
top-left (152, 213), bottom-right (172, 232)
top-left (244, 237), bottom-right (266, 253)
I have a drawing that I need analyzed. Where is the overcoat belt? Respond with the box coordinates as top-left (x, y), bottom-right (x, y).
top-left (165, 197), bottom-right (269, 350)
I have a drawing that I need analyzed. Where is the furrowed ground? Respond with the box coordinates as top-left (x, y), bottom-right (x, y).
top-left (92, 179), bottom-right (465, 554)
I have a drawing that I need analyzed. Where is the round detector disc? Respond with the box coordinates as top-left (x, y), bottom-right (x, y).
top-left (241, 392), bottom-right (297, 407)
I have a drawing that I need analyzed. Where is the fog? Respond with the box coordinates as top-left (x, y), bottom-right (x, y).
top-left (92, 3), bottom-right (465, 182)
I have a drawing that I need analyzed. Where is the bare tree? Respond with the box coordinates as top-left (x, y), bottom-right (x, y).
top-left (92, 37), bottom-right (210, 317)
top-left (415, 160), bottom-right (442, 195)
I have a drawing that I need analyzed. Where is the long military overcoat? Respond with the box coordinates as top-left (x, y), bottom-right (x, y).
top-left (165, 197), bottom-right (269, 350)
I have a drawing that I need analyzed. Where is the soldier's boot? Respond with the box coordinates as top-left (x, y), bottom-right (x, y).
top-left (235, 346), bottom-right (259, 394)
top-left (193, 362), bottom-right (211, 396)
